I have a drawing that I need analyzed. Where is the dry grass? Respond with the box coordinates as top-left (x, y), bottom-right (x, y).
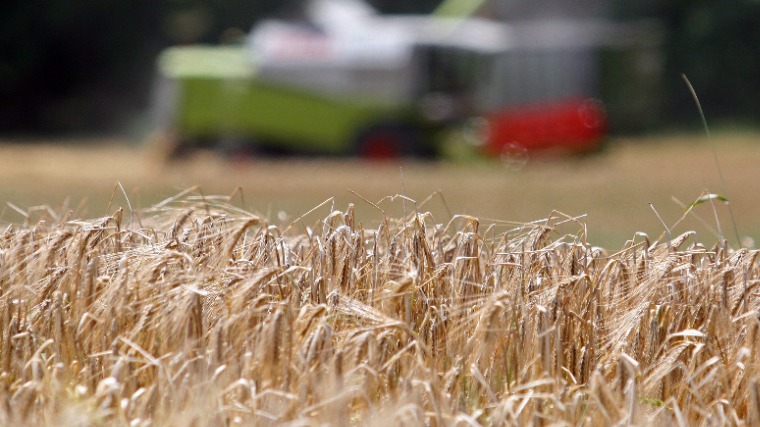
top-left (2, 190), bottom-right (760, 426)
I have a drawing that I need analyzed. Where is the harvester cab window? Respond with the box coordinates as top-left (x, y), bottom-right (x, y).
top-left (414, 46), bottom-right (486, 122)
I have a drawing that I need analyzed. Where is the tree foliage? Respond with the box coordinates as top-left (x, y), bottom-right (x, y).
top-left (616, 0), bottom-right (760, 122)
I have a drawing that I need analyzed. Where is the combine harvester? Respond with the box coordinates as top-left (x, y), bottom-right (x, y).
top-left (153, 0), bottom-right (657, 159)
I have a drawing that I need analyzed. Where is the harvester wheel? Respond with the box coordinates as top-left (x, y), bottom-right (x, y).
top-left (353, 125), bottom-right (430, 160)
top-left (146, 129), bottom-right (192, 162)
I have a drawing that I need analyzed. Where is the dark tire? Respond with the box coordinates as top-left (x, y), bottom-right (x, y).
top-left (146, 129), bottom-right (193, 162)
top-left (353, 124), bottom-right (433, 160)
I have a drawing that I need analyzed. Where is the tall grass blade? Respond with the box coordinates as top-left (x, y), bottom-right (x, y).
top-left (681, 74), bottom-right (741, 247)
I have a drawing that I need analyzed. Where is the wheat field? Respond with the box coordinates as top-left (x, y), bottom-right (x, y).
top-left (1, 189), bottom-right (759, 426)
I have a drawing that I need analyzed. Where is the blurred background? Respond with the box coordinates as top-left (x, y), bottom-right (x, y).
top-left (1, 0), bottom-right (758, 136)
top-left (0, 0), bottom-right (759, 249)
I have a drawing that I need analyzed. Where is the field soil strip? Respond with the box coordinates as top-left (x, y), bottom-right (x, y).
top-left (1, 133), bottom-right (760, 248)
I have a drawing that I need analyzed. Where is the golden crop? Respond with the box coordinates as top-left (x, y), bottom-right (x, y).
top-left (1, 194), bottom-right (759, 426)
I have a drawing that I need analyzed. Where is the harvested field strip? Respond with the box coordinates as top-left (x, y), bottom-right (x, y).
top-left (1, 195), bottom-right (760, 425)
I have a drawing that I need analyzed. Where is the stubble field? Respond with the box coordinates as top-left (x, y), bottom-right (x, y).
top-left (1, 131), bottom-right (759, 249)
